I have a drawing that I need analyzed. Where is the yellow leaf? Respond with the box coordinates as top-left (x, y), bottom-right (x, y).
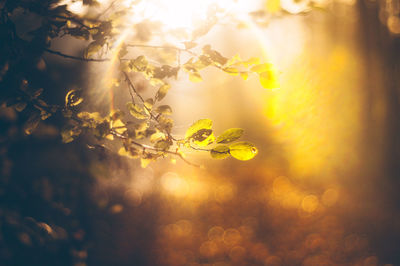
top-left (242, 57), bottom-right (260, 67)
top-left (250, 63), bottom-right (273, 73)
top-left (223, 67), bottom-right (239, 76)
top-left (84, 41), bottom-right (102, 58)
top-left (188, 71), bottom-right (203, 83)
top-left (226, 54), bottom-right (242, 66)
top-left (229, 142), bottom-right (258, 161)
top-left (210, 145), bottom-right (230, 159)
top-left (240, 72), bottom-right (249, 80)
top-left (111, 119), bottom-right (126, 134)
top-left (259, 70), bottom-right (280, 89)
top-left (216, 128), bottom-right (244, 143)
top-left (185, 119), bottom-right (212, 139)
top-left (194, 132), bottom-right (215, 147)
top-left (141, 158), bottom-right (152, 168)
top-left (266, 0), bottom-right (281, 13)
top-left (155, 83), bottom-right (171, 101)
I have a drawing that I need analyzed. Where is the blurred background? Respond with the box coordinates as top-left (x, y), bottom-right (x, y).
top-left (1, 0), bottom-right (400, 265)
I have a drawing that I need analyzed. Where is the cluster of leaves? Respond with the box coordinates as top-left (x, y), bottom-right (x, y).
top-left (183, 119), bottom-right (258, 161)
top-left (60, 73), bottom-right (257, 167)
top-left (0, 0), bottom-right (288, 167)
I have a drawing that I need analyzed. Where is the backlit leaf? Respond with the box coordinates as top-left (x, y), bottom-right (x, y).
top-left (130, 55), bottom-right (148, 72)
top-left (240, 72), bottom-right (249, 80)
top-left (259, 70), bottom-right (280, 89)
top-left (223, 67), bottom-right (240, 76)
top-left (242, 57), bottom-right (260, 67)
top-left (84, 41), bottom-right (102, 58)
top-left (141, 158), bottom-right (152, 168)
top-left (157, 115), bottom-right (174, 133)
top-left (190, 129), bottom-right (213, 142)
top-left (150, 131), bottom-right (166, 143)
top-left (266, 0), bottom-right (281, 13)
top-left (155, 139), bottom-right (172, 150)
top-left (127, 102), bottom-right (147, 119)
top-left (194, 132), bottom-right (215, 147)
top-left (144, 98), bottom-right (154, 110)
top-left (250, 63), bottom-right (273, 74)
top-left (202, 45), bottom-right (228, 65)
top-left (111, 119), bottom-right (126, 134)
top-left (185, 119), bottom-right (213, 139)
top-left (210, 145), bottom-right (230, 159)
top-left (216, 128), bottom-right (244, 143)
top-left (229, 142), bottom-right (258, 161)
top-left (188, 71), bottom-right (203, 83)
top-left (155, 105), bottom-right (172, 115)
top-left (155, 83), bottom-right (171, 101)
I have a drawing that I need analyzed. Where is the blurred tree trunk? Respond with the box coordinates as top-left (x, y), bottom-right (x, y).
top-left (358, 0), bottom-right (400, 262)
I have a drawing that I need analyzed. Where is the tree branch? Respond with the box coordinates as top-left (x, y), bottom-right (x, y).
top-left (110, 130), bottom-right (200, 167)
top-left (126, 44), bottom-right (197, 56)
top-left (44, 48), bottom-right (110, 62)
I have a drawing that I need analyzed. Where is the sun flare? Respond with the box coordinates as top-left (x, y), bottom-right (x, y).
top-left (125, 0), bottom-right (236, 31)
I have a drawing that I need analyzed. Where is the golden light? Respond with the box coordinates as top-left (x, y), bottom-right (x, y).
top-left (124, 0), bottom-right (237, 32)
top-left (160, 172), bottom-right (208, 200)
top-left (161, 172), bottom-right (189, 197)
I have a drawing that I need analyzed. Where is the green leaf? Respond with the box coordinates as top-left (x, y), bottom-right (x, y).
top-left (216, 128), bottom-right (244, 143)
top-left (155, 105), bottom-right (172, 115)
top-left (185, 119), bottom-right (212, 139)
top-left (210, 145), bottom-right (230, 159)
top-left (155, 83), bottom-right (171, 101)
top-left (127, 102), bottom-right (147, 119)
top-left (229, 142), bottom-right (258, 161)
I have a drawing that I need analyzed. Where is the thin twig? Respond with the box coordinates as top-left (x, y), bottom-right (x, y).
top-left (110, 130), bottom-right (200, 167)
top-left (44, 48), bottom-right (110, 62)
top-left (122, 71), bottom-right (180, 142)
top-left (95, 0), bottom-right (117, 20)
top-left (127, 44), bottom-right (197, 56)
